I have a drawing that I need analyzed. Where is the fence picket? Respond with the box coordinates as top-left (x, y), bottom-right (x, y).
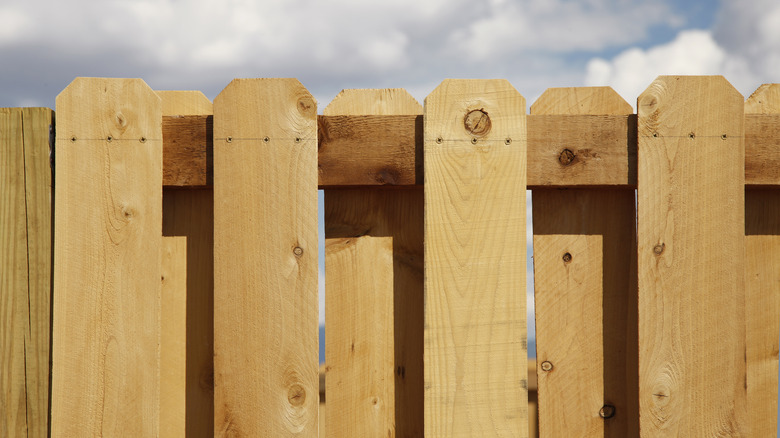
top-left (424, 79), bottom-right (528, 437)
top-left (532, 86), bottom-right (638, 438)
top-left (637, 76), bottom-right (747, 435)
top-left (323, 88), bottom-right (425, 438)
top-left (213, 79), bottom-right (319, 436)
top-left (744, 83), bottom-right (780, 436)
top-left (158, 90), bottom-right (215, 437)
top-left (52, 78), bottom-right (162, 436)
top-left (160, 236), bottom-right (187, 437)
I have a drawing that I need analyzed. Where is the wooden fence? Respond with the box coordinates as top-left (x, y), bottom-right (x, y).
top-left (1, 75), bottom-right (779, 437)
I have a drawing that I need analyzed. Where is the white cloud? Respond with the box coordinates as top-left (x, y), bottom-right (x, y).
top-left (0, 7), bottom-right (32, 44)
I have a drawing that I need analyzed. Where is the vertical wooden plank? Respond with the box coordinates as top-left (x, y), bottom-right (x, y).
top-left (637, 76), bottom-right (746, 436)
top-left (158, 89), bottom-right (215, 437)
top-left (21, 107), bottom-right (54, 438)
top-left (325, 236), bottom-right (395, 437)
top-left (213, 78), bottom-right (318, 437)
top-left (161, 236), bottom-right (187, 437)
top-left (744, 84), bottom-right (780, 437)
top-left (531, 87), bottom-right (638, 437)
top-left (0, 108), bottom-right (28, 437)
top-left (424, 79), bottom-right (528, 437)
top-left (52, 78), bottom-right (162, 436)
top-left (324, 88), bottom-right (424, 438)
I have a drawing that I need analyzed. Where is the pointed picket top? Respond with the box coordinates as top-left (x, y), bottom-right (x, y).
top-left (325, 88), bottom-right (421, 115)
top-left (745, 83), bottom-right (780, 114)
top-left (56, 77), bottom-right (161, 142)
top-left (637, 75), bottom-right (743, 138)
top-left (424, 79), bottom-right (526, 145)
top-left (531, 86), bottom-right (632, 115)
top-left (156, 90), bottom-right (213, 115)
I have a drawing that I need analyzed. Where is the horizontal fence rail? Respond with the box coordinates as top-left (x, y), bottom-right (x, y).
top-left (1, 76), bottom-right (778, 437)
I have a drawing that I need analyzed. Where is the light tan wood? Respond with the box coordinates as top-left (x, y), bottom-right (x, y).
top-left (0, 108), bottom-right (28, 437)
top-left (21, 107), bottom-right (54, 438)
top-left (324, 88), bottom-right (424, 437)
top-left (52, 77), bottom-right (162, 436)
top-left (534, 234), bottom-right (604, 435)
top-left (531, 87), bottom-right (638, 437)
top-left (744, 85), bottom-right (780, 437)
top-left (161, 236), bottom-right (187, 437)
top-left (637, 76), bottom-right (747, 436)
top-left (424, 79), bottom-right (528, 437)
top-left (159, 90), bottom-right (215, 437)
top-left (325, 236), bottom-right (395, 438)
top-left (157, 90), bottom-right (213, 116)
top-left (213, 78), bottom-right (318, 437)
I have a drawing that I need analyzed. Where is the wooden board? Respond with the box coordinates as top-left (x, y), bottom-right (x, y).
top-left (531, 87), bottom-right (638, 437)
top-left (744, 84), bottom-right (780, 436)
top-left (21, 107), bottom-right (54, 438)
top-left (423, 79), bottom-right (528, 437)
top-left (52, 77), bottom-right (162, 436)
top-left (158, 90), bottom-right (215, 437)
top-left (213, 78), bottom-right (318, 436)
top-left (323, 88), bottom-right (424, 437)
top-left (0, 107), bottom-right (28, 437)
top-left (325, 236), bottom-right (395, 438)
top-left (637, 76), bottom-right (747, 435)
top-left (161, 236), bottom-right (187, 437)
top-left (160, 113), bottom-right (780, 188)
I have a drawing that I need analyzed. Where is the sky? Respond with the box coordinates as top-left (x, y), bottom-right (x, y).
top-left (3, 0), bottom-right (779, 425)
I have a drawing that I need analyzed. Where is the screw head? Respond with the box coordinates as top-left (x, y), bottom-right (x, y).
top-left (226, 136), bottom-right (233, 143)
top-left (293, 246), bottom-right (304, 257)
top-left (435, 137), bottom-right (443, 144)
top-left (599, 405), bottom-right (616, 419)
top-left (562, 252), bottom-right (572, 263)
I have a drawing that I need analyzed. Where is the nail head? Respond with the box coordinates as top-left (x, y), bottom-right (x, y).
top-left (541, 361), bottom-right (553, 372)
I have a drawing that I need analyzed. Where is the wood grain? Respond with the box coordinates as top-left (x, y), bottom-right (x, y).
top-left (52, 77), bottom-right (162, 436)
top-left (159, 90), bottom-right (215, 437)
top-left (531, 86), bottom-right (638, 437)
top-left (160, 113), bottom-right (780, 188)
top-left (213, 78), bottom-right (318, 437)
top-left (637, 76), bottom-right (747, 436)
top-left (161, 236), bottom-right (187, 437)
top-left (324, 88), bottom-right (424, 437)
top-left (744, 84), bottom-right (780, 436)
top-left (21, 107), bottom-right (54, 438)
top-left (424, 79), bottom-right (528, 437)
top-left (0, 108), bottom-right (28, 437)
top-left (325, 236), bottom-right (395, 438)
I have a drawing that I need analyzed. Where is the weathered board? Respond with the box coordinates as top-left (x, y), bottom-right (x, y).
top-left (637, 76), bottom-right (747, 436)
top-left (159, 89), bottom-right (215, 437)
top-left (744, 83), bottom-right (780, 436)
top-left (52, 77), bottom-right (162, 436)
top-left (213, 79), bottom-right (318, 436)
top-left (531, 87), bottom-right (638, 437)
top-left (324, 88), bottom-right (425, 437)
top-left (424, 79), bottom-right (528, 437)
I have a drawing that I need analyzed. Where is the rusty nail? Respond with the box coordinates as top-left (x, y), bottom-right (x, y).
top-left (541, 361), bottom-right (553, 372)
top-left (599, 405), bottom-right (616, 419)
top-left (653, 243), bottom-right (665, 255)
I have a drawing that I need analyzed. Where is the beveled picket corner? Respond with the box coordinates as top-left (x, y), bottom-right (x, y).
top-left (1, 76), bottom-right (778, 437)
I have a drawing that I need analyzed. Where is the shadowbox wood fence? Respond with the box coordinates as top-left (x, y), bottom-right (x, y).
top-left (2, 75), bottom-right (779, 437)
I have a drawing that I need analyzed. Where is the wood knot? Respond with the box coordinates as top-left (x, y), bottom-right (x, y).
top-left (297, 97), bottom-right (316, 117)
top-left (464, 109), bottom-right (491, 137)
top-left (287, 384), bottom-right (306, 407)
top-left (558, 149), bottom-right (575, 166)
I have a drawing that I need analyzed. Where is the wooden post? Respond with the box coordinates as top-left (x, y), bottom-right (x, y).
top-left (424, 79), bottom-right (528, 437)
top-left (213, 79), bottom-right (319, 436)
top-left (531, 87), bottom-right (638, 437)
top-left (158, 89), bottom-right (215, 437)
top-left (52, 78), bottom-right (162, 436)
top-left (324, 88), bottom-right (425, 438)
top-left (744, 83), bottom-right (780, 436)
top-left (637, 76), bottom-right (747, 435)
